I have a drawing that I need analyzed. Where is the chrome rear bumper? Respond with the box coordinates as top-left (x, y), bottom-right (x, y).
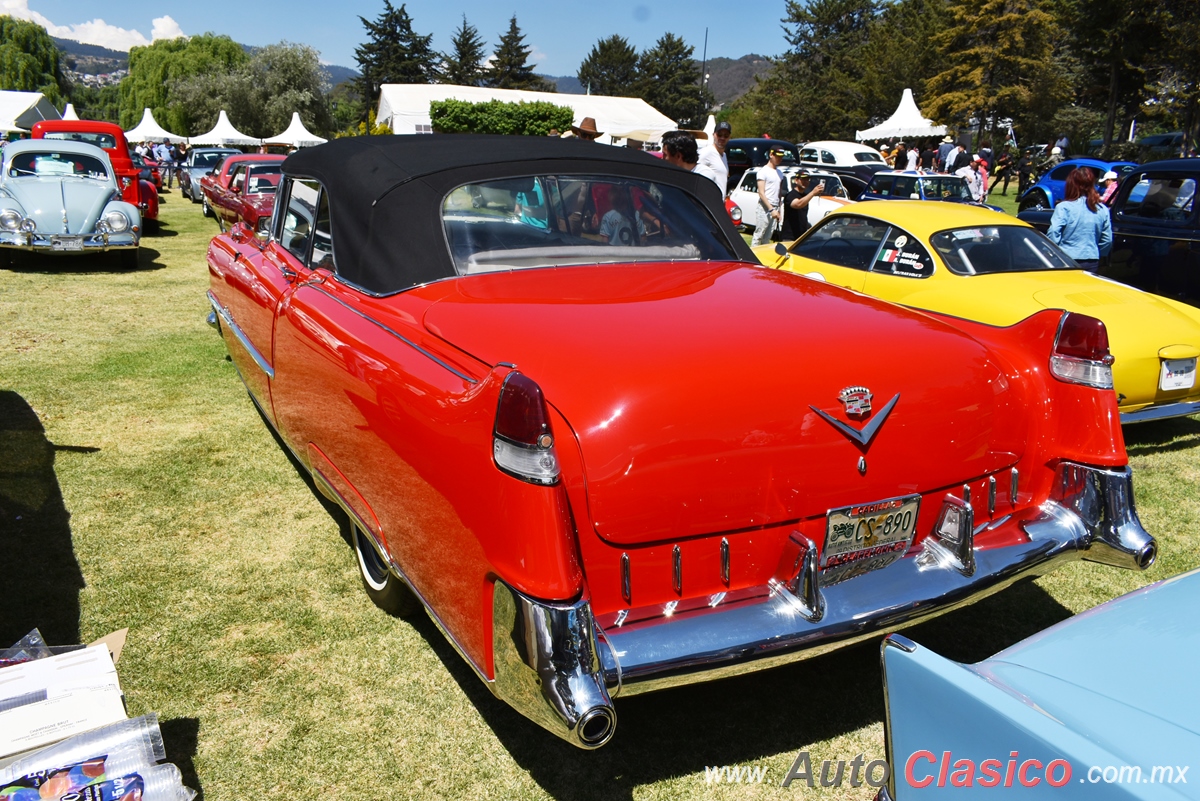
top-left (1120, 400), bottom-right (1200, 424)
top-left (492, 463), bottom-right (1154, 747)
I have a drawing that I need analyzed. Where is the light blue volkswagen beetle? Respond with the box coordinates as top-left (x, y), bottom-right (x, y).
top-left (879, 568), bottom-right (1200, 798)
top-left (0, 138), bottom-right (140, 268)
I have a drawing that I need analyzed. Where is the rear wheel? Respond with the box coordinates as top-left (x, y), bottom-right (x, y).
top-left (1018, 192), bottom-right (1049, 212)
top-left (353, 522), bottom-right (419, 616)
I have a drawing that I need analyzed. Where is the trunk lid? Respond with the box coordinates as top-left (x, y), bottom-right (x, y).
top-left (422, 263), bottom-right (1027, 545)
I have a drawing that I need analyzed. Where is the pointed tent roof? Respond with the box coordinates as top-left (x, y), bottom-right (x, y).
top-left (855, 88), bottom-right (946, 141)
top-left (125, 107), bottom-right (186, 143)
top-left (0, 91), bottom-right (61, 132)
top-left (62, 103), bottom-right (79, 120)
top-left (189, 110), bottom-right (260, 146)
top-left (264, 112), bottom-right (326, 148)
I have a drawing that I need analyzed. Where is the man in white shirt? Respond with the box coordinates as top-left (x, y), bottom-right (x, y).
top-left (697, 121), bottom-right (731, 194)
top-left (956, 157), bottom-right (984, 201)
top-left (662, 130), bottom-right (721, 189)
top-left (752, 149), bottom-right (785, 246)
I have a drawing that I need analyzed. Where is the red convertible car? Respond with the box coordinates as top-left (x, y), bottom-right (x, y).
top-left (32, 120), bottom-right (159, 230)
top-left (199, 153), bottom-right (284, 232)
top-left (205, 136), bottom-right (1155, 749)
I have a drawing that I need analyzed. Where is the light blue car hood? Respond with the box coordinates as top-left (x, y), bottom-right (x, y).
top-left (883, 570), bottom-right (1200, 798)
top-left (6, 177), bottom-right (115, 234)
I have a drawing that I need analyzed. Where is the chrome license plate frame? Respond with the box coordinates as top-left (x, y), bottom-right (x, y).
top-left (50, 236), bottom-right (83, 252)
top-left (822, 494), bottom-right (920, 585)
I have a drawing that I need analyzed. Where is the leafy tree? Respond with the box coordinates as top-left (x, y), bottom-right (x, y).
top-left (330, 81), bottom-right (367, 133)
top-left (1152, 0), bottom-right (1200, 153)
top-left (354, 1), bottom-right (438, 106)
top-left (67, 84), bottom-right (121, 124)
top-left (925, 0), bottom-right (1067, 143)
top-left (729, 0), bottom-right (876, 141)
top-left (578, 35), bottom-right (639, 97)
top-left (1066, 0), bottom-right (1171, 145)
top-left (637, 33), bottom-right (711, 127)
top-left (430, 98), bottom-right (573, 134)
top-left (0, 16), bottom-right (67, 104)
top-left (486, 16), bottom-right (555, 91)
top-left (119, 34), bottom-right (247, 131)
top-left (858, 0), bottom-right (947, 129)
top-left (439, 15), bottom-right (487, 86)
top-left (169, 42), bottom-right (334, 138)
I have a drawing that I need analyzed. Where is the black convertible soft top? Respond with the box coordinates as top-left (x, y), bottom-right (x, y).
top-left (281, 135), bottom-right (751, 295)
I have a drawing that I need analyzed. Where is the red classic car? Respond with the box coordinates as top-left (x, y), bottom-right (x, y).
top-left (205, 136), bottom-right (1154, 749)
top-left (32, 120), bottom-right (159, 230)
top-left (198, 153), bottom-right (284, 232)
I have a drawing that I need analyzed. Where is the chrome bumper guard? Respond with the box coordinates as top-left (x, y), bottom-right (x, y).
top-left (1120, 400), bottom-right (1200, 424)
top-left (492, 463), bottom-right (1153, 747)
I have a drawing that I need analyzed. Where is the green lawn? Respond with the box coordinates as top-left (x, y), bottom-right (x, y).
top-left (1, 190), bottom-right (1198, 800)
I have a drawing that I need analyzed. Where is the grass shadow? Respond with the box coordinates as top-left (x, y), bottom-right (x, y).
top-left (1123, 415), bottom-right (1200, 457)
top-left (0, 390), bottom-right (87, 646)
top-left (160, 717), bottom-right (204, 799)
top-left (401, 569), bottom-right (1073, 800)
top-left (5, 249), bottom-right (165, 274)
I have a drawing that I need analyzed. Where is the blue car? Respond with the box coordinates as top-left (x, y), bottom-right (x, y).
top-left (879, 568), bottom-right (1199, 799)
top-left (1018, 158), bottom-right (1138, 211)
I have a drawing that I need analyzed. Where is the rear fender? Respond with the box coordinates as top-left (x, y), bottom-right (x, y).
top-left (926, 308), bottom-right (1126, 470)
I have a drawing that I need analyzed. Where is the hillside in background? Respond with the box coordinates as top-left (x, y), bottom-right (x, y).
top-left (52, 35), bottom-right (768, 112)
top-left (547, 53), bottom-right (771, 107)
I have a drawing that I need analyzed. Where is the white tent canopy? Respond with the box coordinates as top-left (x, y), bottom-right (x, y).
top-left (125, 107), bottom-right (186, 143)
top-left (377, 84), bottom-right (677, 144)
top-left (61, 103), bottom-right (79, 120)
top-left (0, 91), bottom-right (60, 132)
top-left (189, 110), bottom-right (260, 146)
top-left (855, 88), bottom-right (947, 141)
top-left (264, 112), bottom-right (326, 148)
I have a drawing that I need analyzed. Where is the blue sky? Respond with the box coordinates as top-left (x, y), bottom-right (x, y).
top-left (5, 0), bottom-right (789, 77)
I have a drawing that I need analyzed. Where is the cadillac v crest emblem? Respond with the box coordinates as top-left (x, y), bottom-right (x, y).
top-left (838, 386), bottom-right (873, 418)
top-left (810, 390), bottom-right (901, 448)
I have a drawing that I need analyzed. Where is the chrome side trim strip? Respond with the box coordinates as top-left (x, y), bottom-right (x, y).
top-left (621, 553), bottom-right (631, 604)
top-left (206, 290), bottom-right (274, 379)
top-left (1010, 467), bottom-right (1019, 504)
top-left (1120, 400), bottom-right (1200, 424)
top-left (720, 538), bottom-right (730, 585)
top-left (307, 286), bottom-right (478, 384)
top-left (988, 475), bottom-right (997, 516)
top-left (672, 545), bottom-right (682, 594)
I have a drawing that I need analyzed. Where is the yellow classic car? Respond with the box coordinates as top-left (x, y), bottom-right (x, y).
top-left (753, 201), bottom-right (1200, 423)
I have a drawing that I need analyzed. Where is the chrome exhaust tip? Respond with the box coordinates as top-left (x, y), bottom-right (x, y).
top-left (575, 705), bottom-right (617, 748)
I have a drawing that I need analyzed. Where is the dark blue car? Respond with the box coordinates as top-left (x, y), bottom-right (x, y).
top-left (1017, 157), bottom-right (1137, 211)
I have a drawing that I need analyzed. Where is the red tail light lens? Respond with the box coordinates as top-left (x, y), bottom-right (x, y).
top-left (1050, 312), bottom-right (1114, 389)
top-left (494, 372), bottom-right (560, 485)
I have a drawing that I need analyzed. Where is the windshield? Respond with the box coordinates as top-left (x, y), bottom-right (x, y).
top-left (919, 176), bottom-right (971, 200)
top-left (443, 174), bottom-right (739, 274)
top-left (931, 226), bottom-right (1076, 274)
top-left (195, 151), bottom-right (234, 168)
top-left (8, 151), bottom-right (110, 180)
top-left (41, 131), bottom-right (117, 150)
top-left (244, 165), bottom-right (281, 194)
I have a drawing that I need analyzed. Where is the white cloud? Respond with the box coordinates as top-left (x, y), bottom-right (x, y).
top-left (0, 1), bottom-right (185, 51)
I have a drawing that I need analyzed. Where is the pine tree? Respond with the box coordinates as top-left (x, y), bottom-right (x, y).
top-left (354, 1), bottom-right (438, 106)
top-left (636, 33), bottom-right (710, 127)
top-left (486, 16), bottom-right (555, 92)
top-left (439, 15), bottom-right (487, 86)
top-left (925, 0), bottom-right (1064, 142)
top-left (577, 35), bottom-right (639, 97)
